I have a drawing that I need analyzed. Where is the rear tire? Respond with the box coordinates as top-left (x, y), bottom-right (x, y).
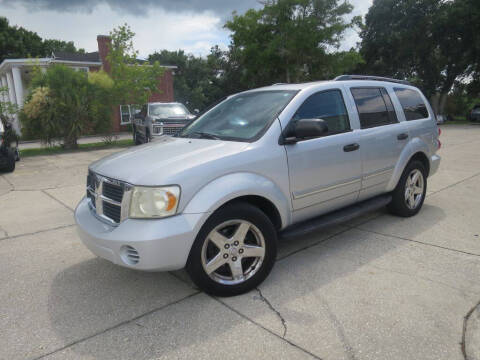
top-left (2, 149), bottom-right (15, 172)
top-left (388, 160), bottom-right (426, 217)
top-left (186, 202), bottom-right (277, 297)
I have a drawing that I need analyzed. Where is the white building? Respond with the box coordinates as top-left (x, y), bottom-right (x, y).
top-left (0, 51), bottom-right (102, 134)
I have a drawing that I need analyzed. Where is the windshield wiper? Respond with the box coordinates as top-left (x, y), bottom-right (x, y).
top-left (189, 131), bottom-right (221, 140)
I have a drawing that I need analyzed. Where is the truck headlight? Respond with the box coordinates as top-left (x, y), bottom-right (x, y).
top-left (129, 186), bottom-right (180, 218)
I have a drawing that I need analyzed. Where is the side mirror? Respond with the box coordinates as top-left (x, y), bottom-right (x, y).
top-left (194, 109), bottom-right (200, 114)
top-left (283, 118), bottom-right (328, 144)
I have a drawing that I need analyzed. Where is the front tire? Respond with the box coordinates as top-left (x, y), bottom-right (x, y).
top-left (186, 202), bottom-right (277, 297)
top-left (388, 160), bottom-right (427, 217)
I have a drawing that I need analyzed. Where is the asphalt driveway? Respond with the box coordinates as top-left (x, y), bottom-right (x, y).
top-left (1, 125), bottom-right (479, 360)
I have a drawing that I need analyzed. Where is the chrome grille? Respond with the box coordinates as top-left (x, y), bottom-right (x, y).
top-left (86, 171), bottom-right (131, 224)
top-left (163, 125), bottom-right (184, 135)
top-left (103, 182), bottom-right (123, 202)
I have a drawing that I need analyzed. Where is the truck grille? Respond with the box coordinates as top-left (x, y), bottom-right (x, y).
top-left (86, 170), bottom-right (130, 224)
top-left (163, 126), bottom-right (184, 135)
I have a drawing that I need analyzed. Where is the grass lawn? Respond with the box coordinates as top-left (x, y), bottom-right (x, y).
top-left (20, 139), bottom-right (134, 157)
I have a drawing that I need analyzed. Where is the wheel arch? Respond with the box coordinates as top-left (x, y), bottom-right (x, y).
top-left (182, 172), bottom-right (291, 231)
top-left (387, 138), bottom-right (431, 191)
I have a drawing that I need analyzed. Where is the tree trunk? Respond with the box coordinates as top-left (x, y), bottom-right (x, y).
top-left (63, 135), bottom-right (78, 150)
top-left (430, 93), bottom-right (440, 115)
top-left (438, 92), bottom-right (448, 115)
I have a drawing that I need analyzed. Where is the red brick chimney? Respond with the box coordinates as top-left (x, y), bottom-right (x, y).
top-left (97, 35), bottom-right (112, 73)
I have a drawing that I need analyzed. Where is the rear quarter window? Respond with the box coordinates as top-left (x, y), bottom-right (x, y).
top-left (393, 88), bottom-right (429, 120)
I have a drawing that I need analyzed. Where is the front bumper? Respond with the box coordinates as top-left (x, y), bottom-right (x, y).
top-left (75, 197), bottom-right (206, 271)
top-left (429, 154), bottom-right (441, 176)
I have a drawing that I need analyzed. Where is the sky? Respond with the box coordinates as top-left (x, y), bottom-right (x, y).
top-left (0, 0), bottom-right (373, 59)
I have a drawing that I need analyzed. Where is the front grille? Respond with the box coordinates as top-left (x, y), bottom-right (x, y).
top-left (103, 182), bottom-right (123, 202)
top-left (86, 171), bottom-right (130, 224)
top-left (163, 126), bottom-right (184, 135)
top-left (103, 201), bottom-right (121, 223)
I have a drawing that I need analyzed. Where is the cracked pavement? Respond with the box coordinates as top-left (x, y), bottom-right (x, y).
top-left (1, 125), bottom-right (479, 360)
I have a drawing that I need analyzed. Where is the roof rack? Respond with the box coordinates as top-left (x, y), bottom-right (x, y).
top-left (334, 75), bottom-right (411, 86)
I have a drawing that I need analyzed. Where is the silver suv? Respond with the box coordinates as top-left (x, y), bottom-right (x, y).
top-left (76, 75), bottom-right (441, 296)
top-left (132, 102), bottom-right (195, 144)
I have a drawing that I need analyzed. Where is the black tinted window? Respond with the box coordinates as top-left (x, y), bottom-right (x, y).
top-left (294, 90), bottom-right (350, 134)
top-left (394, 88), bottom-right (429, 120)
top-left (351, 88), bottom-right (397, 128)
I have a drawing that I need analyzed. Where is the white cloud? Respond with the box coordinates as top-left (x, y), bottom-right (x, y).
top-left (0, 3), bottom-right (230, 57)
top-left (0, 0), bottom-right (372, 57)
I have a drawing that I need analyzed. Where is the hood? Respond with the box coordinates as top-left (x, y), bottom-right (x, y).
top-left (89, 136), bottom-right (249, 186)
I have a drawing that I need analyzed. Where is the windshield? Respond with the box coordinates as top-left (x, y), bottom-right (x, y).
top-left (179, 90), bottom-right (297, 141)
top-left (149, 104), bottom-right (190, 117)
top-left (473, 108), bottom-right (480, 114)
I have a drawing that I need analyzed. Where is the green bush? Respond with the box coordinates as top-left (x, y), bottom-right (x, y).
top-left (21, 65), bottom-right (114, 148)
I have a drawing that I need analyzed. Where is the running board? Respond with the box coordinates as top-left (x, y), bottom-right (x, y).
top-left (280, 194), bottom-right (392, 239)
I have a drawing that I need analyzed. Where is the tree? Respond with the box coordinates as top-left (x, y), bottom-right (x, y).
top-left (0, 86), bottom-right (19, 147)
top-left (359, 0), bottom-right (480, 113)
top-left (0, 17), bottom-right (85, 63)
top-left (148, 47), bottom-right (226, 112)
top-left (224, 0), bottom-right (362, 87)
top-left (42, 39), bottom-right (85, 56)
top-left (0, 17), bottom-right (44, 62)
top-left (107, 24), bottom-right (165, 106)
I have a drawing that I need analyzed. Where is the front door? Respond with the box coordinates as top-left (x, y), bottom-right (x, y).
top-left (284, 88), bottom-right (362, 216)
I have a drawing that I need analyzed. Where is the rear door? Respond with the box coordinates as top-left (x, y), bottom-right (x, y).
top-left (347, 86), bottom-right (410, 200)
top-left (284, 88), bottom-right (362, 216)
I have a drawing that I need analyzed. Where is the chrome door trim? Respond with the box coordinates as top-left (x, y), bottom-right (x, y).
top-left (362, 166), bottom-right (394, 180)
top-left (293, 177), bottom-right (361, 200)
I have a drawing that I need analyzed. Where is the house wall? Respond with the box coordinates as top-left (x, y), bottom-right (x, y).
top-left (96, 35), bottom-right (175, 133)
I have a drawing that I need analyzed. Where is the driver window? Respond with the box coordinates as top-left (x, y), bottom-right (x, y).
top-left (294, 89), bottom-right (350, 135)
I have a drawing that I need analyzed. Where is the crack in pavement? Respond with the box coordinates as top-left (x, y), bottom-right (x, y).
top-left (255, 287), bottom-right (287, 338)
top-left (462, 299), bottom-right (480, 360)
top-left (319, 297), bottom-right (357, 360)
top-left (427, 171), bottom-right (480, 198)
top-left (0, 224), bottom-right (76, 242)
top-left (355, 227), bottom-right (480, 258)
top-left (212, 296), bottom-right (323, 360)
top-left (41, 189), bottom-right (75, 213)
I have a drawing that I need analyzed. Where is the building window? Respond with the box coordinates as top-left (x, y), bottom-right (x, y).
top-left (73, 67), bottom-right (89, 73)
top-left (120, 105), bottom-right (131, 124)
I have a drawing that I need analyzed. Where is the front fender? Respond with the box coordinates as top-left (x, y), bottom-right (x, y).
top-left (182, 172), bottom-right (291, 229)
top-left (387, 137), bottom-right (430, 191)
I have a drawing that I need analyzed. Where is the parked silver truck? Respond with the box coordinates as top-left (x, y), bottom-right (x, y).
top-left (76, 75), bottom-right (441, 296)
top-left (132, 102), bottom-right (196, 144)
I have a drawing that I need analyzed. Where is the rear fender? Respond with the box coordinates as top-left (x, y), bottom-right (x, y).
top-left (387, 137), bottom-right (429, 191)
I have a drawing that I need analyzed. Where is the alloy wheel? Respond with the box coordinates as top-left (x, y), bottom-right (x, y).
top-left (201, 220), bottom-right (266, 285)
top-left (404, 169), bottom-right (424, 210)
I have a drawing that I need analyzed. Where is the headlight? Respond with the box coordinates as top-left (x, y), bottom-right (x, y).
top-left (129, 186), bottom-right (180, 218)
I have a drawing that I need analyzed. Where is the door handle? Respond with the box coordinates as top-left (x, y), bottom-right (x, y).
top-left (397, 133), bottom-right (409, 140)
top-left (343, 143), bottom-right (360, 152)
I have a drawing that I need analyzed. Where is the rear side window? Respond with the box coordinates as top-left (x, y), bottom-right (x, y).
top-left (351, 87), bottom-right (398, 129)
top-left (293, 89), bottom-right (350, 135)
top-left (393, 88), bottom-right (429, 120)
